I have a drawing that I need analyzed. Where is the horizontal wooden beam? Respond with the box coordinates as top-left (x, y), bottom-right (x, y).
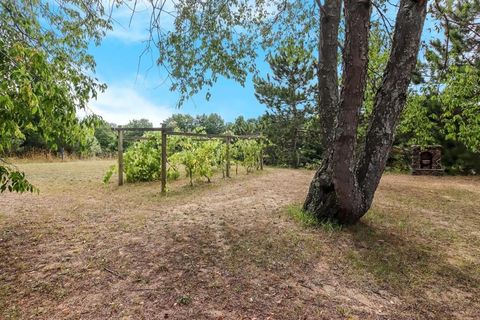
top-left (167, 131), bottom-right (261, 139)
top-left (112, 127), bottom-right (262, 139)
top-left (113, 127), bottom-right (169, 132)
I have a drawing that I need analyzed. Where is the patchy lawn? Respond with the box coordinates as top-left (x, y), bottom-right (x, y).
top-left (0, 160), bottom-right (479, 319)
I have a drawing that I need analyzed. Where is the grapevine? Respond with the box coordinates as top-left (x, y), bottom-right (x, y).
top-left (103, 131), bottom-right (263, 188)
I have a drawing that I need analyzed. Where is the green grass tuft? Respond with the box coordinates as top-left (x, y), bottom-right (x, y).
top-left (286, 204), bottom-right (342, 232)
top-left (178, 295), bottom-right (192, 306)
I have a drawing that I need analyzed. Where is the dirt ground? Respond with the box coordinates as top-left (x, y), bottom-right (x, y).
top-left (1, 160), bottom-right (479, 319)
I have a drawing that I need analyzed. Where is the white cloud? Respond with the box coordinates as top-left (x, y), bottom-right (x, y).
top-left (89, 84), bottom-right (173, 126)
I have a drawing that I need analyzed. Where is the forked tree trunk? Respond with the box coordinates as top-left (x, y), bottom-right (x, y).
top-left (304, 0), bottom-right (428, 224)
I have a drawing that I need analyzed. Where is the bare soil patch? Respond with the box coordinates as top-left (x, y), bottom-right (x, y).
top-left (1, 160), bottom-right (479, 319)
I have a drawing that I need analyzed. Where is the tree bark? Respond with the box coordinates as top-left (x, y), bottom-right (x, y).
top-left (304, 0), bottom-right (428, 224)
top-left (356, 0), bottom-right (428, 212)
top-left (303, 0), bottom-right (341, 219)
top-left (316, 0), bottom-right (342, 152)
top-left (332, 0), bottom-right (371, 223)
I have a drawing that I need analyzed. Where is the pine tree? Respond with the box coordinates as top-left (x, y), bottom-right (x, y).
top-left (254, 39), bottom-right (317, 167)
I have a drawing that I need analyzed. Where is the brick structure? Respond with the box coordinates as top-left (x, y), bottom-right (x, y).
top-left (411, 145), bottom-right (443, 175)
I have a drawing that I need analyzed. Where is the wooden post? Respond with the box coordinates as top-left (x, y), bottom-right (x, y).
top-left (260, 145), bottom-right (264, 171)
top-left (161, 123), bottom-right (167, 194)
top-left (118, 127), bottom-right (124, 186)
top-left (226, 135), bottom-right (231, 178)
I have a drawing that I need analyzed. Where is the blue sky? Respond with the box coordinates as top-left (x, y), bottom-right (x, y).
top-left (87, 3), bottom-right (267, 126)
top-left (87, 2), bottom-right (437, 126)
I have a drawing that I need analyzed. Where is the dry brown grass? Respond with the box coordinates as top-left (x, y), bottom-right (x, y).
top-left (0, 161), bottom-right (479, 319)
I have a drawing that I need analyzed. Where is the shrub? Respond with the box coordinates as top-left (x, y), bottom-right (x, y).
top-left (124, 135), bottom-right (161, 182)
top-left (168, 137), bottom-right (222, 185)
top-left (234, 139), bottom-right (262, 173)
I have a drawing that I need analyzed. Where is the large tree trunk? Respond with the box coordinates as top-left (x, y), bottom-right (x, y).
top-left (332, 0), bottom-right (371, 223)
top-left (304, 0), bottom-right (428, 224)
top-left (303, 0), bottom-right (341, 220)
top-left (356, 0), bottom-right (428, 211)
top-left (316, 0), bottom-right (342, 153)
top-left (304, 0), bottom-right (371, 223)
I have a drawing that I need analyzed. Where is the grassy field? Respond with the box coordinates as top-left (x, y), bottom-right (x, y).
top-left (0, 160), bottom-right (479, 319)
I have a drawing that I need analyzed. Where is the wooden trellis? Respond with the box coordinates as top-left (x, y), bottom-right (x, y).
top-left (114, 124), bottom-right (263, 194)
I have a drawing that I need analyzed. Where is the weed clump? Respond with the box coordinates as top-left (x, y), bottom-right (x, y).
top-left (286, 205), bottom-right (342, 233)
